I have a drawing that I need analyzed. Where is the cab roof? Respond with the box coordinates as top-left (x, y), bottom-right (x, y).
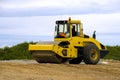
top-left (56, 18), bottom-right (81, 24)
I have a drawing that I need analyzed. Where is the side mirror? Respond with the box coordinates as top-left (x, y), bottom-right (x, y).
top-left (93, 31), bottom-right (96, 39)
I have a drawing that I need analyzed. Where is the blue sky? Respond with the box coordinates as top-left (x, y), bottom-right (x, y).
top-left (0, 0), bottom-right (120, 47)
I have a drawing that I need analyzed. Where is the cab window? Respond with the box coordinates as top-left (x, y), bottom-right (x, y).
top-left (72, 24), bottom-right (80, 37)
top-left (55, 24), bottom-right (70, 38)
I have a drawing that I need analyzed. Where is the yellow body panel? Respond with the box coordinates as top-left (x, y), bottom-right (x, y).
top-left (29, 44), bottom-right (53, 51)
top-left (70, 36), bottom-right (103, 50)
top-left (68, 20), bottom-right (81, 24)
top-left (53, 45), bottom-right (77, 58)
top-left (29, 43), bottom-right (77, 58)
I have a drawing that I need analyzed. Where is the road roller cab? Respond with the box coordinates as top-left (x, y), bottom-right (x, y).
top-left (29, 17), bottom-right (109, 64)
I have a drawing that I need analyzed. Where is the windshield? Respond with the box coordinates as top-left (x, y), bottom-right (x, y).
top-left (54, 24), bottom-right (70, 38)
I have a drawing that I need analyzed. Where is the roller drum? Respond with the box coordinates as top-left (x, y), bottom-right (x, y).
top-left (31, 51), bottom-right (66, 63)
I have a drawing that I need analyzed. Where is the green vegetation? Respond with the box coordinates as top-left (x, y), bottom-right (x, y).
top-left (0, 42), bottom-right (33, 60)
top-left (104, 46), bottom-right (120, 60)
top-left (0, 42), bottom-right (120, 60)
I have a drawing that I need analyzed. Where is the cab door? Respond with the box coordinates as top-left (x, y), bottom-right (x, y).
top-left (71, 24), bottom-right (83, 47)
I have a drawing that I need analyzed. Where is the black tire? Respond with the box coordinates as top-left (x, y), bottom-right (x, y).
top-left (83, 44), bottom-right (100, 65)
top-left (69, 57), bottom-right (82, 64)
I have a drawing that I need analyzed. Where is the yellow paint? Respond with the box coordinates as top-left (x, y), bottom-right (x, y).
top-left (29, 44), bottom-right (53, 51)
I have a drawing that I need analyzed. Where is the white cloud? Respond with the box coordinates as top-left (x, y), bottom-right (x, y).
top-left (80, 13), bottom-right (120, 34)
top-left (0, 0), bottom-right (120, 17)
top-left (1, 0), bottom-right (120, 10)
top-left (0, 16), bottom-right (55, 35)
top-left (1, 0), bottom-right (68, 9)
top-left (0, 13), bottom-right (120, 36)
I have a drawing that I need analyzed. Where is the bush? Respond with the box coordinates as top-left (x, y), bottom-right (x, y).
top-left (104, 46), bottom-right (120, 60)
top-left (0, 42), bottom-right (33, 60)
top-left (0, 48), bottom-right (5, 60)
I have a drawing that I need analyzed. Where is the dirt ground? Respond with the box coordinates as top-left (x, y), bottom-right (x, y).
top-left (0, 60), bottom-right (120, 80)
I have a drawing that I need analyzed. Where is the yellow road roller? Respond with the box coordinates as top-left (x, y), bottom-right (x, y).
top-left (29, 17), bottom-right (109, 64)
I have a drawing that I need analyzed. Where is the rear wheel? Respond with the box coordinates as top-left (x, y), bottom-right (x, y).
top-left (83, 44), bottom-right (100, 65)
top-left (69, 57), bottom-right (82, 64)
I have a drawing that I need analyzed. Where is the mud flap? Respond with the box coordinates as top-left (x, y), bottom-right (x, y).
top-left (100, 50), bottom-right (109, 58)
